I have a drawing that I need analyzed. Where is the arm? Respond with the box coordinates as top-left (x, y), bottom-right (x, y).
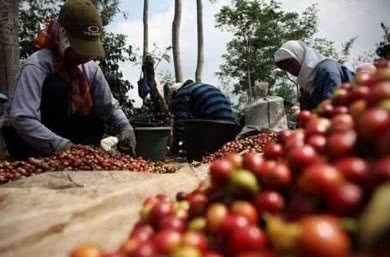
top-left (90, 66), bottom-right (136, 154)
top-left (320, 71), bottom-right (341, 100)
top-left (172, 94), bottom-right (192, 150)
top-left (311, 64), bottom-right (342, 108)
top-left (91, 66), bottom-right (132, 132)
top-left (299, 93), bottom-right (312, 110)
top-left (9, 65), bottom-right (71, 153)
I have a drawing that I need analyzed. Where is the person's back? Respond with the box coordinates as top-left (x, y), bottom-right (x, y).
top-left (301, 59), bottom-right (354, 110)
top-left (172, 83), bottom-right (234, 142)
top-left (316, 59), bottom-right (354, 82)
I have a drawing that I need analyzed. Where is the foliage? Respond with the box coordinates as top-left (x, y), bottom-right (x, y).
top-left (215, 1), bottom-right (317, 98)
top-left (376, 22), bottom-right (390, 58)
top-left (130, 48), bottom-right (173, 126)
top-left (269, 71), bottom-right (297, 104)
top-left (149, 45), bottom-right (175, 90)
top-left (353, 22), bottom-right (390, 69)
top-left (352, 50), bottom-right (377, 70)
top-left (134, 44), bottom-right (172, 70)
top-left (19, 0), bottom-right (63, 59)
top-left (98, 32), bottom-right (136, 115)
top-left (307, 36), bottom-right (357, 64)
top-left (18, 0), bottom-right (135, 112)
top-left (130, 99), bottom-right (172, 127)
top-left (379, 22), bottom-right (390, 47)
top-left (157, 71), bottom-right (175, 88)
top-left (339, 36), bottom-right (358, 64)
top-left (133, 44), bottom-right (175, 101)
top-left (215, 0), bottom-right (354, 108)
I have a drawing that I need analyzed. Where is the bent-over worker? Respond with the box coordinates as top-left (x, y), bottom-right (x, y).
top-left (3, 0), bottom-right (136, 159)
top-left (274, 40), bottom-right (354, 110)
top-left (165, 80), bottom-right (235, 154)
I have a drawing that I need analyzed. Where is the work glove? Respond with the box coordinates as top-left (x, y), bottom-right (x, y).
top-left (100, 136), bottom-right (119, 153)
top-left (116, 127), bottom-right (137, 156)
top-left (290, 105), bottom-right (300, 119)
top-left (57, 141), bottom-right (74, 152)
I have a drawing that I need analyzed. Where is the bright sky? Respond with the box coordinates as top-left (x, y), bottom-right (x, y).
top-left (107, 0), bottom-right (390, 107)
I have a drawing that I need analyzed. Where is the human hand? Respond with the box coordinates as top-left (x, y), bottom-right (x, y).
top-left (116, 127), bottom-right (137, 156)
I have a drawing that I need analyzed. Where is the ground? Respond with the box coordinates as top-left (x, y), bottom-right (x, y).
top-left (0, 165), bottom-right (209, 257)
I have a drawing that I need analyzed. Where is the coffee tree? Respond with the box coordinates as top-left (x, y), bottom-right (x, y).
top-left (215, 0), bottom-right (354, 109)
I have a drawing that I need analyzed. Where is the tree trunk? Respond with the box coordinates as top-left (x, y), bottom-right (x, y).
top-left (246, 36), bottom-right (253, 103)
top-left (144, 56), bottom-right (171, 124)
top-left (172, 0), bottom-right (183, 83)
top-left (143, 0), bottom-right (149, 62)
top-left (195, 0), bottom-right (204, 83)
top-left (247, 64), bottom-right (253, 103)
top-left (0, 0), bottom-right (20, 96)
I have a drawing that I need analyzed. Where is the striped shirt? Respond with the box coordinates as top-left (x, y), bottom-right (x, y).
top-left (172, 83), bottom-right (234, 140)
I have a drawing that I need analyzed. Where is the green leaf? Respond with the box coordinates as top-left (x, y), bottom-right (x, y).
top-left (215, 0), bottom-right (353, 109)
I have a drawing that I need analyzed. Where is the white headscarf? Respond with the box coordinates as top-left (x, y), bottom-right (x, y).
top-left (164, 79), bottom-right (194, 104)
top-left (274, 40), bottom-right (329, 93)
top-left (172, 79), bottom-right (194, 92)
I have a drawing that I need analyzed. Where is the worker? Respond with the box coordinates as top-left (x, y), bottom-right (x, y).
top-left (3, 0), bottom-right (136, 160)
top-left (164, 79), bottom-right (235, 153)
top-left (356, 63), bottom-right (377, 74)
top-left (274, 40), bottom-right (354, 110)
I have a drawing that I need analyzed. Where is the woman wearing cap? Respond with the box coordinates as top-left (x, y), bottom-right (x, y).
top-left (274, 40), bottom-right (354, 110)
top-left (3, 0), bottom-right (136, 159)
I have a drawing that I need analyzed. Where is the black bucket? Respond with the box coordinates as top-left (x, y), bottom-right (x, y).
top-left (134, 127), bottom-right (172, 162)
top-left (183, 119), bottom-right (240, 161)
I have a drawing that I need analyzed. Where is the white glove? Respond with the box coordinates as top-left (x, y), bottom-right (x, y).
top-left (291, 105), bottom-right (301, 118)
top-left (100, 136), bottom-right (119, 153)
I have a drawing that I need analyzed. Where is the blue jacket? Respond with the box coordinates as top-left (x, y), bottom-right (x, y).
top-left (301, 59), bottom-right (354, 110)
top-left (172, 83), bottom-right (234, 139)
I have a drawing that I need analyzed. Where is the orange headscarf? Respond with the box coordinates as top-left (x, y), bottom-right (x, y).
top-left (38, 18), bottom-right (93, 115)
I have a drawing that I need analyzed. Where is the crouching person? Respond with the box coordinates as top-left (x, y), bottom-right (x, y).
top-left (165, 79), bottom-right (235, 155)
top-left (3, 0), bottom-right (135, 160)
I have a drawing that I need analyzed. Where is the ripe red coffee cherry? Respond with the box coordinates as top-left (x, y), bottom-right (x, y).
top-left (263, 143), bottom-right (284, 160)
top-left (327, 183), bottom-right (363, 216)
top-left (298, 164), bottom-right (344, 197)
top-left (255, 191), bottom-right (285, 214)
top-left (287, 145), bottom-right (319, 170)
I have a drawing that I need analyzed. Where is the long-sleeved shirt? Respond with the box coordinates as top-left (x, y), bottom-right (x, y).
top-left (9, 49), bottom-right (131, 153)
top-left (172, 83), bottom-right (234, 139)
top-left (301, 59), bottom-right (354, 110)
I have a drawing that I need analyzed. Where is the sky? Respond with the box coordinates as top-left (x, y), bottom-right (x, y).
top-left (107, 0), bottom-right (390, 107)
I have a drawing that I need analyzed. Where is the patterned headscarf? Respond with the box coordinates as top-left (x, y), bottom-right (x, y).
top-left (38, 18), bottom-right (93, 115)
top-left (356, 63), bottom-right (377, 74)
